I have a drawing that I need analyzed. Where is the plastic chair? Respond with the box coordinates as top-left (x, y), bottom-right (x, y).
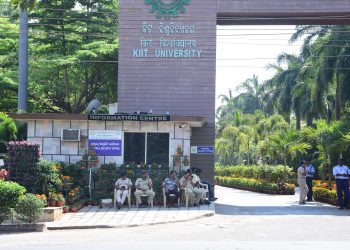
top-left (135, 188), bottom-right (154, 208)
top-left (162, 188), bottom-right (180, 208)
top-left (113, 188), bottom-right (131, 208)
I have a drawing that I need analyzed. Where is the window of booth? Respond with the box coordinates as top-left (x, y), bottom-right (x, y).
top-left (124, 132), bottom-right (169, 165)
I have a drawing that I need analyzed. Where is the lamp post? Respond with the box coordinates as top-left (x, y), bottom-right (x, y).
top-left (83, 152), bottom-right (98, 199)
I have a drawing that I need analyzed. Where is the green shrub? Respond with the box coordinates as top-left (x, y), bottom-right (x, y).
top-left (0, 180), bottom-right (26, 223)
top-left (37, 160), bottom-right (62, 196)
top-left (7, 141), bottom-right (40, 193)
top-left (0, 113), bottom-right (17, 153)
top-left (215, 164), bottom-right (295, 183)
top-left (215, 176), bottom-right (295, 195)
top-left (313, 187), bottom-right (338, 205)
top-left (15, 193), bottom-right (45, 223)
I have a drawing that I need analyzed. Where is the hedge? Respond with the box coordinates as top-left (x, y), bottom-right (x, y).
top-left (7, 141), bottom-right (41, 193)
top-left (215, 164), bottom-right (296, 183)
top-left (215, 176), bottom-right (295, 195)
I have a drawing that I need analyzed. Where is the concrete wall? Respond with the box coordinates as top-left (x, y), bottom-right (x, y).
top-left (27, 119), bottom-right (191, 169)
top-left (118, 0), bottom-right (217, 180)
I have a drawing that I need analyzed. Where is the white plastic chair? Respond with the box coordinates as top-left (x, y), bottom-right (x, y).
top-left (113, 188), bottom-right (131, 208)
top-left (162, 188), bottom-right (180, 208)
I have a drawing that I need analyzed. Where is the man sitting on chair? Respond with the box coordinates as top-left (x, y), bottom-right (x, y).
top-left (134, 170), bottom-right (155, 207)
top-left (163, 170), bottom-right (180, 207)
top-left (115, 172), bottom-right (132, 209)
top-left (180, 169), bottom-right (203, 206)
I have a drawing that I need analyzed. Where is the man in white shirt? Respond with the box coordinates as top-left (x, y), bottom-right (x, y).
top-left (305, 159), bottom-right (315, 201)
top-left (115, 172), bottom-right (132, 209)
top-left (333, 158), bottom-right (350, 209)
top-left (297, 161), bottom-right (309, 205)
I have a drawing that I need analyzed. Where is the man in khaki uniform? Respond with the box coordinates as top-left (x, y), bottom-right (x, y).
top-left (191, 168), bottom-right (207, 204)
top-left (179, 169), bottom-right (203, 206)
top-left (297, 161), bottom-right (309, 205)
top-left (134, 170), bottom-right (155, 207)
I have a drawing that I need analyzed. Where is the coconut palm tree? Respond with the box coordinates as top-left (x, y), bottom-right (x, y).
top-left (233, 74), bottom-right (266, 114)
top-left (290, 25), bottom-right (350, 121)
top-left (266, 53), bottom-right (306, 129)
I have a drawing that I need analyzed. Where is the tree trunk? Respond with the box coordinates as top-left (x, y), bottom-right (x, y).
top-left (335, 81), bottom-right (341, 120)
top-left (295, 107), bottom-right (301, 130)
top-left (17, 7), bottom-right (29, 113)
top-left (306, 115), bottom-right (313, 127)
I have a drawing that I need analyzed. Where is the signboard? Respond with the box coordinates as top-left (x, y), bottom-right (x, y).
top-left (191, 146), bottom-right (214, 154)
top-left (88, 114), bottom-right (170, 122)
top-left (88, 130), bottom-right (122, 156)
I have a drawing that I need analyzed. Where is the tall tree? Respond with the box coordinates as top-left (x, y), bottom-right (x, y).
top-left (234, 74), bottom-right (266, 114)
top-left (10, 0), bottom-right (37, 113)
top-left (266, 53), bottom-right (305, 129)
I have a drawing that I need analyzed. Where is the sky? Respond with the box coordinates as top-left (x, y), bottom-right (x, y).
top-left (215, 25), bottom-right (304, 110)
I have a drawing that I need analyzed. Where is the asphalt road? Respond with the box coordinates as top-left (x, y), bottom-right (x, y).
top-left (1, 186), bottom-right (350, 250)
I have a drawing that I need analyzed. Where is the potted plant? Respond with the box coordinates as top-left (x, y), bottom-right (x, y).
top-left (56, 193), bottom-right (65, 207)
top-left (183, 155), bottom-right (190, 167)
top-left (48, 192), bottom-right (58, 207)
top-left (173, 144), bottom-right (183, 167)
top-left (35, 194), bottom-right (48, 207)
top-left (70, 204), bottom-right (79, 212)
top-left (62, 205), bottom-right (70, 213)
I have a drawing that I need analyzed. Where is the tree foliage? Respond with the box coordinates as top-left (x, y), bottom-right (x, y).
top-left (0, 0), bottom-right (119, 113)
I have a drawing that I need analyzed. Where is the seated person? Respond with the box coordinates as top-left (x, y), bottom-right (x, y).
top-left (193, 168), bottom-right (216, 202)
top-left (163, 170), bottom-right (180, 207)
top-left (134, 170), bottom-right (155, 207)
top-left (191, 167), bottom-right (207, 204)
top-left (179, 169), bottom-right (203, 206)
top-left (115, 172), bottom-right (132, 209)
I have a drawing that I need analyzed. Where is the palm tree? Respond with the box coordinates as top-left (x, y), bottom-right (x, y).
top-left (233, 74), bottom-right (266, 114)
top-left (290, 25), bottom-right (350, 121)
top-left (216, 89), bottom-right (237, 133)
top-left (266, 53), bottom-right (305, 129)
top-left (11, 0), bottom-right (37, 113)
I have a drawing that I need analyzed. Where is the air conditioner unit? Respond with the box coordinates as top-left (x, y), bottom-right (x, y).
top-left (61, 129), bottom-right (80, 141)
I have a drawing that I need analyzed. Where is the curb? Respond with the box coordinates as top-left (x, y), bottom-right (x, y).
top-left (47, 211), bottom-right (215, 230)
top-left (0, 223), bottom-right (46, 233)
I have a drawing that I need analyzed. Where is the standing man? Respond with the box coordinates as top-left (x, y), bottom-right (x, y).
top-left (305, 159), bottom-right (315, 202)
top-left (297, 161), bottom-right (309, 205)
top-left (333, 158), bottom-right (350, 209)
top-left (134, 170), bottom-right (155, 207)
top-left (162, 170), bottom-right (180, 207)
top-left (114, 172), bottom-right (132, 209)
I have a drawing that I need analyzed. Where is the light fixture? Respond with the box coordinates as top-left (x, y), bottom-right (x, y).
top-left (179, 123), bottom-right (186, 128)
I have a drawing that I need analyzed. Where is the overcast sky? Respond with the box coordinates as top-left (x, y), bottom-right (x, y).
top-left (215, 25), bottom-right (304, 109)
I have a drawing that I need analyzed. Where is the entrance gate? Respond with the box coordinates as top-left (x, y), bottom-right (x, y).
top-left (118, 0), bottom-right (350, 180)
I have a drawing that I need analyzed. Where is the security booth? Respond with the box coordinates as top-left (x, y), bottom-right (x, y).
top-left (8, 113), bottom-right (207, 174)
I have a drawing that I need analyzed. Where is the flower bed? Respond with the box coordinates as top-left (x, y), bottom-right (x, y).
top-left (215, 176), bottom-right (295, 195)
top-left (313, 187), bottom-right (338, 206)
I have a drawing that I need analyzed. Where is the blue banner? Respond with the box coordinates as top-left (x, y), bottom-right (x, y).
top-left (191, 146), bottom-right (214, 154)
top-left (88, 139), bottom-right (122, 156)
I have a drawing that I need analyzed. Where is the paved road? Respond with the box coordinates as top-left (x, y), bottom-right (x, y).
top-left (1, 186), bottom-right (350, 250)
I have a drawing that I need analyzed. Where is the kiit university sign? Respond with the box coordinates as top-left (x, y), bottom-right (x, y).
top-left (132, 1), bottom-right (202, 59)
